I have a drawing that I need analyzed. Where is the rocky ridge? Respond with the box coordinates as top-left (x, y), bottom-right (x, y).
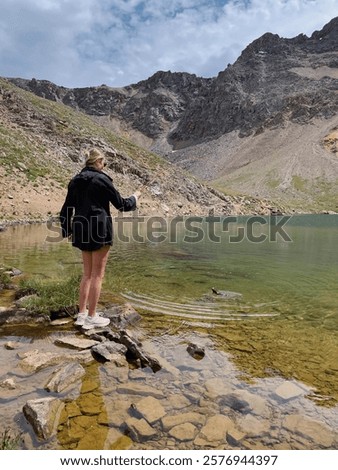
top-left (170, 17), bottom-right (338, 146)
top-left (8, 17), bottom-right (338, 149)
top-left (0, 78), bottom-right (277, 224)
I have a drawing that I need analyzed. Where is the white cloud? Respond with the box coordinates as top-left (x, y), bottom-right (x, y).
top-left (0, 0), bottom-right (337, 87)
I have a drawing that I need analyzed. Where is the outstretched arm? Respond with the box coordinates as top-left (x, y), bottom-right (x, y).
top-left (105, 180), bottom-right (139, 212)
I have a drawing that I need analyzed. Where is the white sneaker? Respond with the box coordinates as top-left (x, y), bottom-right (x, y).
top-left (74, 311), bottom-right (88, 326)
top-left (82, 314), bottom-right (110, 330)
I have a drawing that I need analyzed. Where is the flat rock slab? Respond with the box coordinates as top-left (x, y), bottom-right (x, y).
top-left (124, 417), bottom-right (157, 442)
top-left (132, 396), bottom-right (166, 424)
top-left (274, 382), bottom-right (305, 401)
top-left (55, 337), bottom-right (99, 350)
top-left (50, 318), bottom-right (73, 326)
top-left (161, 412), bottom-right (206, 431)
top-left (204, 378), bottom-right (233, 398)
top-left (199, 415), bottom-right (235, 442)
top-left (117, 383), bottom-right (165, 399)
top-left (283, 414), bottom-right (334, 448)
top-left (166, 394), bottom-right (191, 410)
top-left (18, 349), bottom-right (93, 373)
top-left (169, 423), bottom-right (198, 442)
top-left (220, 390), bottom-right (270, 417)
top-left (45, 362), bottom-right (86, 393)
top-left (237, 415), bottom-right (270, 438)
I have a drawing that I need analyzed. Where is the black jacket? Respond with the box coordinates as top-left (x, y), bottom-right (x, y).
top-left (60, 167), bottom-right (136, 251)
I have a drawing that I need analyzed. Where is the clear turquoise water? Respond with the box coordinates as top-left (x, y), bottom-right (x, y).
top-left (1, 215), bottom-right (338, 403)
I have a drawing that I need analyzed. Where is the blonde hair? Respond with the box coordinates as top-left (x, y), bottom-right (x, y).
top-left (84, 148), bottom-right (105, 167)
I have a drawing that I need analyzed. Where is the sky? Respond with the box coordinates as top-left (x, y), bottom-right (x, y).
top-left (1, 0), bottom-right (337, 89)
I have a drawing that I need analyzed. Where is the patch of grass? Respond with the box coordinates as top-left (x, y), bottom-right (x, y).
top-left (211, 185), bottom-right (241, 197)
top-left (310, 178), bottom-right (338, 212)
top-left (292, 175), bottom-right (307, 191)
top-left (25, 165), bottom-right (49, 181)
top-left (266, 178), bottom-right (281, 189)
top-left (0, 124), bottom-right (52, 182)
top-left (1, 77), bottom-right (166, 175)
top-left (0, 428), bottom-right (22, 450)
top-left (0, 125), bottom-right (32, 167)
top-left (18, 274), bottom-right (81, 314)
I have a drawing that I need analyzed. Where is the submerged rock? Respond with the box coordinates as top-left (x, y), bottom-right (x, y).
top-left (219, 393), bottom-right (251, 414)
top-left (161, 412), bottom-right (205, 431)
top-left (0, 377), bottom-right (17, 390)
top-left (282, 414), bottom-right (334, 448)
top-left (237, 415), bottom-right (270, 438)
top-left (124, 417), bottom-right (157, 442)
top-left (219, 390), bottom-right (269, 416)
top-left (18, 349), bottom-right (93, 373)
top-left (198, 415), bottom-right (235, 443)
top-left (227, 428), bottom-right (246, 446)
top-left (169, 423), bottom-right (198, 442)
top-left (116, 383), bottom-right (164, 399)
top-left (274, 382), bottom-right (306, 401)
top-left (23, 397), bottom-right (64, 440)
top-left (211, 288), bottom-right (242, 299)
top-left (131, 396), bottom-right (166, 424)
top-left (187, 343), bottom-right (205, 360)
top-left (54, 336), bottom-right (99, 350)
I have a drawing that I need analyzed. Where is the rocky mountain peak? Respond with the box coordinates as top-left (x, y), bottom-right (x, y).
top-left (169, 17), bottom-right (338, 147)
top-left (134, 69), bottom-right (206, 89)
top-left (238, 32), bottom-right (285, 60)
top-left (311, 16), bottom-right (338, 42)
top-left (6, 17), bottom-right (338, 169)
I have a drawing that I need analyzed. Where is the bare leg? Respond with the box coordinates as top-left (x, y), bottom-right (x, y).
top-left (87, 246), bottom-right (110, 317)
top-left (79, 251), bottom-right (92, 313)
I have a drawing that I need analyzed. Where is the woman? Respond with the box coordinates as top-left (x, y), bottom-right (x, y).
top-left (60, 148), bottom-right (140, 329)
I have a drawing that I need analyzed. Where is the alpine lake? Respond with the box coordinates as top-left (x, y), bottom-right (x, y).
top-left (0, 214), bottom-right (337, 450)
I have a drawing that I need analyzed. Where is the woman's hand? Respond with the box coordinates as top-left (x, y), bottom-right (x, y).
top-left (134, 190), bottom-right (141, 199)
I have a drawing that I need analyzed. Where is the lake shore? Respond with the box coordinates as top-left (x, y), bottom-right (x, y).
top-left (1, 206), bottom-right (335, 232)
top-left (1, 302), bottom-right (338, 451)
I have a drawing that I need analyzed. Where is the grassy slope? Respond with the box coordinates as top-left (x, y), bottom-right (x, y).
top-left (0, 78), bottom-right (164, 179)
top-left (2, 78), bottom-right (227, 221)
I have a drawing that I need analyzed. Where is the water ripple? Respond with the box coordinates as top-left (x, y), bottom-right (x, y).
top-left (122, 291), bottom-right (279, 323)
